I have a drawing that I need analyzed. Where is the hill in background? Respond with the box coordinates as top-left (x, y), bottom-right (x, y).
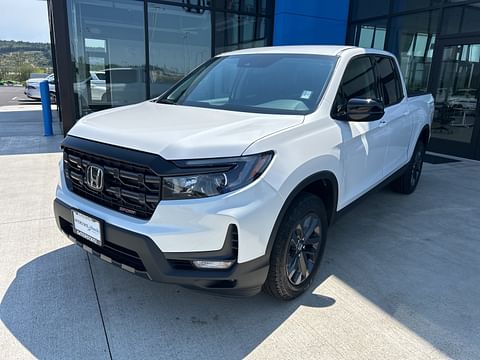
top-left (0, 40), bottom-right (53, 82)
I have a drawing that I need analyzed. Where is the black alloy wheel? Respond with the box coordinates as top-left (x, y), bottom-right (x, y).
top-left (263, 193), bottom-right (328, 300)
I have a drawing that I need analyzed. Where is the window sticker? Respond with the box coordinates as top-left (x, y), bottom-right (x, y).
top-left (300, 90), bottom-right (312, 99)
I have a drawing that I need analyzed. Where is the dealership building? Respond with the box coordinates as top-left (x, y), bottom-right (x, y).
top-left (47, 0), bottom-right (480, 159)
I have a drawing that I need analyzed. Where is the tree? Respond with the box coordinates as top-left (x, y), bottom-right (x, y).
top-left (16, 64), bottom-right (36, 82)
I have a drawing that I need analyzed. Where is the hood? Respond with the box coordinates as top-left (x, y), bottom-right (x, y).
top-left (26, 78), bottom-right (48, 84)
top-left (68, 101), bottom-right (304, 159)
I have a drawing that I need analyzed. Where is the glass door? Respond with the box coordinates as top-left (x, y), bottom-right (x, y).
top-left (429, 38), bottom-right (480, 159)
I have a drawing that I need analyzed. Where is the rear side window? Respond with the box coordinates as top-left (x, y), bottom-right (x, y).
top-left (374, 56), bottom-right (403, 106)
top-left (332, 56), bottom-right (379, 119)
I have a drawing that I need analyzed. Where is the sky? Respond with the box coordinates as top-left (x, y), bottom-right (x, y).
top-left (0, 0), bottom-right (50, 43)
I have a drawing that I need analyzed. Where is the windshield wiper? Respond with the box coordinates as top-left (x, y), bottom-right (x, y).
top-left (157, 87), bottom-right (189, 105)
top-left (157, 98), bottom-right (176, 104)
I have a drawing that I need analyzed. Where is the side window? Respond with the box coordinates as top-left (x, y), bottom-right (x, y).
top-left (391, 58), bottom-right (405, 101)
top-left (332, 56), bottom-right (379, 119)
top-left (374, 56), bottom-right (403, 106)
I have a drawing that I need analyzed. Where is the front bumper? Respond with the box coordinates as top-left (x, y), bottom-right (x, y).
top-left (24, 87), bottom-right (40, 99)
top-left (54, 199), bottom-right (270, 296)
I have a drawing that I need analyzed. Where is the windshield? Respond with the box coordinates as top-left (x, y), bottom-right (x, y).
top-left (157, 54), bottom-right (337, 115)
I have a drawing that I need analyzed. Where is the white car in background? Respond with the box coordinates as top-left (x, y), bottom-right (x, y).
top-left (24, 74), bottom-right (56, 102)
top-left (25, 72), bottom-right (107, 104)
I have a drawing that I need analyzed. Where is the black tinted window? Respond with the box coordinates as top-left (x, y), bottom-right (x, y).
top-left (375, 56), bottom-right (402, 105)
top-left (332, 56), bottom-right (379, 118)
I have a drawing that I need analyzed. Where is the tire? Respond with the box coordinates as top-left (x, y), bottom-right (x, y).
top-left (391, 140), bottom-right (425, 194)
top-left (263, 193), bottom-right (328, 300)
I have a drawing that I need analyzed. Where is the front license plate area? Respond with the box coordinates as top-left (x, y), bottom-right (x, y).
top-left (72, 210), bottom-right (103, 246)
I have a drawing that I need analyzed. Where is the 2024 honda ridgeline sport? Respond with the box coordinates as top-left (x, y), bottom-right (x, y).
top-left (54, 46), bottom-right (434, 300)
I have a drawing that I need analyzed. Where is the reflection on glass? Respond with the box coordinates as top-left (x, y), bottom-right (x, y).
top-left (432, 44), bottom-right (480, 143)
top-left (442, 3), bottom-right (480, 35)
top-left (148, 3), bottom-right (211, 97)
top-left (388, 11), bottom-right (439, 94)
top-left (67, 0), bottom-right (146, 118)
top-left (215, 12), bottom-right (269, 54)
top-left (353, 20), bottom-right (387, 50)
top-left (214, 0), bottom-right (269, 15)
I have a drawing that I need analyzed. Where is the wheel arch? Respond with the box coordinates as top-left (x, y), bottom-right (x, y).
top-left (420, 124), bottom-right (430, 146)
top-left (265, 171), bottom-right (338, 259)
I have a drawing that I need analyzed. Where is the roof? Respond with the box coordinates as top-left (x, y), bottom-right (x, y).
top-left (217, 45), bottom-right (356, 57)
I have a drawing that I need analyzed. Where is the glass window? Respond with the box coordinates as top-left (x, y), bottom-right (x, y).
top-left (161, 0), bottom-right (208, 5)
top-left (332, 56), bottom-right (379, 119)
top-left (67, 0), bottom-right (146, 118)
top-left (215, 12), bottom-right (270, 54)
top-left (148, 3), bottom-right (212, 98)
top-left (350, 0), bottom-right (390, 21)
top-left (442, 3), bottom-right (480, 35)
top-left (213, 0), bottom-right (270, 15)
top-left (388, 11), bottom-right (439, 94)
top-left (392, 0), bottom-right (442, 12)
top-left (213, 0), bottom-right (240, 11)
top-left (350, 19), bottom-right (387, 50)
top-left (159, 54), bottom-right (338, 115)
top-left (432, 43), bottom-right (480, 144)
top-left (374, 56), bottom-right (402, 106)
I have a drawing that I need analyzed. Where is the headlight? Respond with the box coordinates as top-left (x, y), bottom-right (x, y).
top-left (162, 151), bottom-right (273, 200)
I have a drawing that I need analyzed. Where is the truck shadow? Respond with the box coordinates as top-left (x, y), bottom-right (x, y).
top-left (1, 168), bottom-right (479, 359)
top-left (0, 244), bottom-right (335, 359)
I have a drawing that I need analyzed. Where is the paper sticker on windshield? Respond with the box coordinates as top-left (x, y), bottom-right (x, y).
top-left (301, 90), bottom-right (312, 99)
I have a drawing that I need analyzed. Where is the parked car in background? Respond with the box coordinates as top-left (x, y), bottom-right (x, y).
top-left (24, 74), bottom-right (56, 102)
top-left (89, 71), bottom-right (107, 101)
top-left (447, 89), bottom-right (478, 111)
top-left (25, 72), bottom-right (107, 104)
top-left (54, 46), bottom-right (434, 300)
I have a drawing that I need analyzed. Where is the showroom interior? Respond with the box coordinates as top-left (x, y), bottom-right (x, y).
top-left (47, 0), bottom-right (480, 160)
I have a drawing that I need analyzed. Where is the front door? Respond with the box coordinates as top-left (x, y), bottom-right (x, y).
top-left (332, 55), bottom-right (390, 207)
top-left (429, 38), bottom-right (480, 159)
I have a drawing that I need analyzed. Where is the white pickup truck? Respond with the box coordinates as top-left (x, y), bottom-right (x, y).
top-left (54, 46), bottom-right (434, 300)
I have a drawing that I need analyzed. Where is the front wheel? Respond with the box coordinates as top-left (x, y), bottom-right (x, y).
top-left (263, 193), bottom-right (328, 300)
top-left (391, 140), bottom-right (425, 194)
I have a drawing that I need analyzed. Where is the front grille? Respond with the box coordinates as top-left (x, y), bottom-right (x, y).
top-left (63, 147), bottom-right (161, 220)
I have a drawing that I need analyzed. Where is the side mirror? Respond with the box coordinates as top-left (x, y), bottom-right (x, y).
top-left (346, 98), bottom-right (384, 122)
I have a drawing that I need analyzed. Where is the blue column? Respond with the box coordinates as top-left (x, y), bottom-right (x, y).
top-left (273, 0), bottom-right (350, 46)
top-left (40, 80), bottom-right (53, 136)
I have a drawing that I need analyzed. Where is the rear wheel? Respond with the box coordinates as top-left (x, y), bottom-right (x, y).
top-left (263, 193), bottom-right (328, 300)
top-left (391, 140), bottom-right (425, 194)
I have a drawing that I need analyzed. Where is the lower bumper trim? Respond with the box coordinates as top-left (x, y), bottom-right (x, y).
top-left (54, 198), bottom-right (269, 296)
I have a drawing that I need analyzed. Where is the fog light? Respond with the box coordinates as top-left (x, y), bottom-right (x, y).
top-left (192, 260), bottom-right (235, 269)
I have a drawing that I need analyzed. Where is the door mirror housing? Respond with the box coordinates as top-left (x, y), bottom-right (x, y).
top-left (346, 98), bottom-right (384, 122)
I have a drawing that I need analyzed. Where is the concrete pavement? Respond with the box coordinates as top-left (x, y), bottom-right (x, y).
top-left (0, 104), bottom-right (63, 155)
top-left (0, 151), bottom-right (479, 359)
top-left (0, 86), bottom-right (27, 106)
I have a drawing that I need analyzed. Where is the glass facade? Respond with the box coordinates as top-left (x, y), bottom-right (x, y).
top-left (65, 0), bottom-right (273, 118)
top-left (148, 3), bottom-right (211, 97)
top-left (348, 0), bottom-right (480, 159)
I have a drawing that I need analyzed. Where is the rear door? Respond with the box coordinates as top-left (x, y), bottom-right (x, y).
top-left (374, 56), bottom-right (413, 175)
top-left (332, 55), bottom-right (390, 206)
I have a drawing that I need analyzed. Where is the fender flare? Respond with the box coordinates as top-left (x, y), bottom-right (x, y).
top-left (264, 171), bottom-right (338, 259)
